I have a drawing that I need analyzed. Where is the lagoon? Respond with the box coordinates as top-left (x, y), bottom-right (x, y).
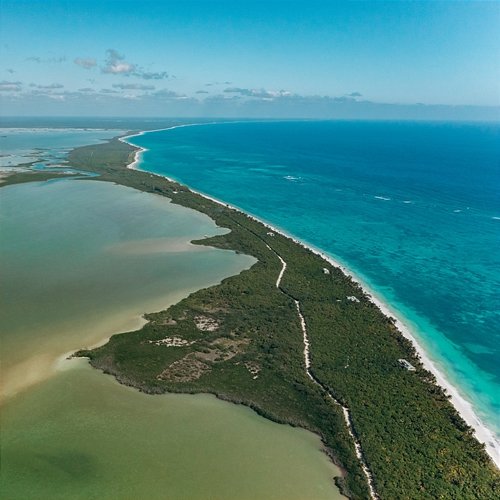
top-left (0, 128), bottom-right (123, 168)
top-left (1, 359), bottom-right (342, 500)
top-left (0, 179), bottom-right (253, 399)
top-left (0, 176), bottom-right (343, 499)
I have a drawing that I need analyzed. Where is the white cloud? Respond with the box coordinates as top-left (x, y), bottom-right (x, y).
top-left (205, 81), bottom-right (232, 87)
top-left (140, 71), bottom-right (169, 80)
top-left (0, 80), bottom-right (22, 92)
top-left (74, 57), bottom-right (97, 69)
top-left (112, 83), bottom-right (155, 90)
top-left (26, 56), bottom-right (65, 63)
top-left (29, 83), bottom-right (64, 89)
top-left (107, 62), bottom-right (135, 74)
top-left (101, 49), bottom-right (170, 79)
top-left (224, 87), bottom-right (292, 99)
top-left (149, 89), bottom-right (184, 99)
top-left (102, 49), bottom-right (136, 75)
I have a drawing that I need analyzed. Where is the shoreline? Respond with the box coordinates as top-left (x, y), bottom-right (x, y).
top-left (121, 124), bottom-right (500, 468)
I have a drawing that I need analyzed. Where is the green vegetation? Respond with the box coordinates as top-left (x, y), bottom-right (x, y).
top-left (31, 135), bottom-right (499, 498)
top-left (0, 170), bottom-right (78, 186)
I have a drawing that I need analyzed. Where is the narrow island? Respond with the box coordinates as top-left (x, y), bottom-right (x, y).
top-left (9, 133), bottom-right (498, 499)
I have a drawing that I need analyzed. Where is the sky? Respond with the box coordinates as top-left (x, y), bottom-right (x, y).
top-left (1, 0), bottom-right (499, 119)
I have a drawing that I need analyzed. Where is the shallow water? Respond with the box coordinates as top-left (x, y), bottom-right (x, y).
top-left (0, 128), bottom-right (123, 168)
top-left (1, 176), bottom-right (343, 499)
top-left (1, 359), bottom-right (343, 500)
top-left (0, 179), bottom-right (253, 399)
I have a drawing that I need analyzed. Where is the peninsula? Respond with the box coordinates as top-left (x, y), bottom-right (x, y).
top-left (12, 133), bottom-right (498, 499)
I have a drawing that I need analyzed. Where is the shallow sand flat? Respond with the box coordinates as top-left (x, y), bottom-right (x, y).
top-left (106, 236), bottom-right (209, 255)
top-left (0, 128), bottom-right (124, 168)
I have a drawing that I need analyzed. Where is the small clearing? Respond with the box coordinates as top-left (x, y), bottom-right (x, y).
top-left (149, 336), bottom-right (194, 347)
top-left (157, 354), bottom-right (210, 382)
top-left (194, 315), bottom-right (220, 332)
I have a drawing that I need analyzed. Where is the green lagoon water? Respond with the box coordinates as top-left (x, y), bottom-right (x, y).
top-left (0, 179), bottom-right (253, 399)
top-left (1, 361), bottom-right (342, 500)
top-left (0, 178), bottom-right (343, 499)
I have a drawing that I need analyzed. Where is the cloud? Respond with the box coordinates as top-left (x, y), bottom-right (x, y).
top-left (140, 71), bottom-right (169, 80)
top-left (4, 84), bottom-right (498, 121)
top-left (23, 88), bottom-right (116, 102)
top-left (204, 94), bottom-right (242, 103)
top-left (28, 89), bottom-right (56, 96)
top-left (74, 57), bottom-right (97, 69)
top-left (204, 91), bottom-right (368, 112)
top-left (149, 89), bottom-right (184, 99)
top-left (120, 94), bottom-right (141, 101)
top-left (112, 83), bottom-right (155, 90)
top-left (224, 87), bottom-right (291, 99)
top-left (205, 81), bottom-right (232, 87)
top-left (6, 68), bottom-right (14, 74)
top-left (0, 80), bottom-right (22, 92)
top-left (100, 49), bottom-right (170, 80)
top-left (47, 94), bottom-right (65, 101)
top-left (26, 56), bottom-right (65, 63)
top-left (102, 49), bottom-right (136, 75)
top-left (221, 89), bottom-right (359, 104)
top-left (29, 83), bottom-right (64, 89)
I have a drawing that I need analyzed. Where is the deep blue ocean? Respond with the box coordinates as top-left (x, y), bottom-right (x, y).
top-left (129, 120), bottom-right (500, 439)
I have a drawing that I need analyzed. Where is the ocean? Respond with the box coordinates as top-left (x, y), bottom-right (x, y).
top-left (128, 120), bottom-right (500, 442)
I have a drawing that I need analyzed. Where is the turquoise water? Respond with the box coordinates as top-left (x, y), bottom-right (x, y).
top-left (129, 120), bottom-right (500, 440)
